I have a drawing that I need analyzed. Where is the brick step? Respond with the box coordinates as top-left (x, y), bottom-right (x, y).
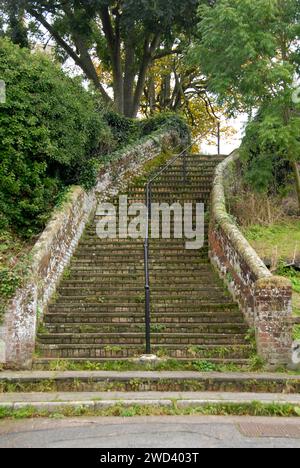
top-left (57, 286), bottom-right (227, 296)
top-left (37, 333), bottom-right (248, 346)
top-left (37, 343), bottom-right (252, 360)
top-left (47, 302), bottom-right (239, 313)
top-left (82, 232), bottom-right (209, 240)
top-left (43, 322), bottom-right (249, 334)
top-left (138, 188), bottom-right (211, 194)
top-left (45, 310), bottom-right (243, 321)
top-left (77, 238), bottom-right (209, 244)
top-left (45, 315), bottom-right (246, 326)
top-left (6, 370), bottom-right (300, 394)
top-left (66, 274), bottom-right (217, 282)
top-left (78, 239), bottom-right (209, 246)
top-left (53, 293), bottom-right (232, 304)
top-left (71, 254), bottom-right (209, 271)
top-left (66, 267), bottom-right (211, 277)
top-left (72, 257), bottom-right (209, 264)
top-left (110, 200), bottom-right (211, 206)
top-left (157, 175), bottom-right (212, 179)
top-left (67, 264), bottom-right (214, 273)
top-left (60, 279), bottom-right (224, 288)
top-left (63, 272), bottom-right (220, 281)
top-left (73, 249), bottom-right (209, 257)
top-left (127, 186), bottom-right (212, 192)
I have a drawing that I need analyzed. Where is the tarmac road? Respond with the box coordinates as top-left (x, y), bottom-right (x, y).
top-left (0, 415), bottom-right (299, 448)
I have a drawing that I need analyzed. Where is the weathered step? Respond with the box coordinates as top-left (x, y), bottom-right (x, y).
top-left (42, 322), bottom-right (249, 335)
top-left (72, 250), bottom-right (209, 258)
top-left (70, 259), bottom-right (210, 267)
top-left (61, 276), bottom-right (223, 285)
top-left (56, 285), bottom-right (228, 296)
top-left (38, 333), bottom-right (248, 346)
top-left (44, 315), bottom-right (246, 326)
top-left (77, 242), bottom-right (209, 250)
top-left (51, 295), bottom-right (233, 305)
top-left (2, 371), bottom-right (299, 394)
top-left (37, 343), bottom-right (253, 359)
top-left (46, 302), bottom-right (241, 314)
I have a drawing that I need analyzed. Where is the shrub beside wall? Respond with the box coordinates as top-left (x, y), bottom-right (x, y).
top-left (0, 38), bottom-right (114, 237)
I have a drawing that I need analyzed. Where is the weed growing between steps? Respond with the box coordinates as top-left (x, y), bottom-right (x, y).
top-left (0, 402), bottom-right (299, 420)
top-left (33, 357), bottom-right (264, 373)
top-left (1, 376), bottom-right (300, 394)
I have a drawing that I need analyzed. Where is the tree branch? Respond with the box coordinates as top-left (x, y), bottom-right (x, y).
top-left (153, 48), bottom-right (182, 61)
top-left (27, 7), bottom-right (112, 104)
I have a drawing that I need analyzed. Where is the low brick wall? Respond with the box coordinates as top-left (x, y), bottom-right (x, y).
top-left (209, 150), bottom-right (293, 367)
top-left (0, 130), bottom-right (181, 369)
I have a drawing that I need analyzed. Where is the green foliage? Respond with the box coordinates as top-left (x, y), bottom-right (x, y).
top-left (103, 111), bottom-right (190, 148)
top-left (277, 264), bottom-right (300, 294)
top-left (103, 111), bottom-right (140, 146)
top-left (6, 0), bottom-right (202, 117)
top-left (140, 112), bottom-right (191, 143)
top-left (0, 38), bottom-right (113, 236)
top-left (192, 0), bottom-right (300, 198)
top-left (240, 109), bottom-right (294, 193)
top-left (194, 0), bottom-right (299, 113)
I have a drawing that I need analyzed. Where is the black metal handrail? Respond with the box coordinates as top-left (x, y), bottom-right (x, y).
top-left (143, 125), bottom-right (221, 355)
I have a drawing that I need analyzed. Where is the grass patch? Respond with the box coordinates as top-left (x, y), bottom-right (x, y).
top-left (0, 402), bottom-right (299, 420)
top-left (243, 221), bottom-right (300, 264)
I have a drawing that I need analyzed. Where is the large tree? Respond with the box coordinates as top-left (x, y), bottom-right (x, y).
top-left (141, 54), bottom-right (228, 145)
top-left (6, 0), bottom-right (204, 117)
top-left (192, 0), bottom-right (300, 207)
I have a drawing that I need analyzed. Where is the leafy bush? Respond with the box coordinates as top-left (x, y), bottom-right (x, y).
top-left (240, 108), bottom-right (293, 194)
top-left (140, 112), bottom-right (190, 143)
top-left (0, 38), bottom-right (113, 236)
top-left (103, 111), bottom-right (190, 148)
top-left (0, 39), bottom-right (190, 238)
top-left (103, 111), bottom-right (140, 146)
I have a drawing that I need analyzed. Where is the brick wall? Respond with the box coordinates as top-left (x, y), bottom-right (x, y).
top-left (0, 130), bottom-right (181, 369)
top-left (209, 151), bottom-right (293, 367)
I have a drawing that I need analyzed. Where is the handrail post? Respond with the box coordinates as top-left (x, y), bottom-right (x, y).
top-left (217, 121), bottom-right (221, 155)
top-left (144, 183), bottom-right (151, 355)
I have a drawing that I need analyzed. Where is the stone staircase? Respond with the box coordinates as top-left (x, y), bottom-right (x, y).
top-left (36, 154), bottom-right (253, 366)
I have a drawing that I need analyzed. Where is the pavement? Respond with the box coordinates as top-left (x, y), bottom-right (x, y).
top-left (0, 416), bottom-right (300, 448)
top-left (0, 391), bottom-right (300, 411)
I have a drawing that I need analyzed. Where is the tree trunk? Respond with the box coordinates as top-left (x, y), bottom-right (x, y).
top-left (123, 42), bottom-right (136, 117)
top-left (148, 77), bottom-right (156, 114)
top-left (112, 13), bottom-right (124, 114)
top-left (131, 34), bottom-right (161, 118)
top-left (292, 161), bottom-right (300, 212)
